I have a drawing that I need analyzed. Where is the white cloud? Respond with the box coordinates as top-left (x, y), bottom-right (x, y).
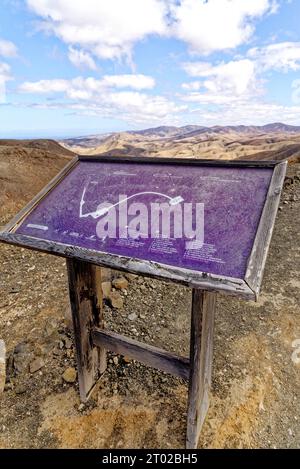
top-left (0, 38), bottom-right (18, 58)
top-left (248, 42), bottom-right (300, 72)
top-left (25, 92), bottom-right (185, 125)
top-left (189, 100), bottom-right (300, 126)
top-left (19, 74), bottom-right (156, 96)
top-left (27, 0), bottom-right (168, 61)
top-left (182, 42), bottom-right (300, 111)
top-left (19, 74), bottom-right (183, 124)
top-left (292, 79), bottom-right (300, 104)
top-left (182, 81), bottom-right (202, 91)
top-left (99, 91), bottom-right (185, 122)
top-left (101, 74), bottom-right (155, 90)
top-left (182, 59), bottom-right (258, 98)
top-left (180, 43), bottom-right (300, 126)
top-left (0, 62), bottom-right (12, 103)
top-left (20, 78), bottom-right (69, 94)
top-left (26, 1), bottom-right (279, 61)
top-left (68, 47), bottom-right (97, 70)
top-left (171, 0), bottom-right (277, 55)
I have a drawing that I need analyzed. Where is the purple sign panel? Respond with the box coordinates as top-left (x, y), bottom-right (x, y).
top-left (15, 161), bottom-right (272, 279)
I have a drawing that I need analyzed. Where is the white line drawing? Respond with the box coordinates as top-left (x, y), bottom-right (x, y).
top-left (112, 171), bottom-right (137, 176)
top-left (27, 223), bottom-right (48, 231)
top-left (79, 184), bottom-right (184, 220)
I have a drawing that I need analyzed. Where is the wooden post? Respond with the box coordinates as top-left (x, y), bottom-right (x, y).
top-left (186, 289), bottom-right (216, 449)
top-left (66, 258), bottom-right (106, 402)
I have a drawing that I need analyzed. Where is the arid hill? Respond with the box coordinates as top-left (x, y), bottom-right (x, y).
top-left (0, 139), bottom-right (74, 225)
top-left (60, 123), bottom-right (300, 162)
top-left (0, 139), bottom-right (74, 157)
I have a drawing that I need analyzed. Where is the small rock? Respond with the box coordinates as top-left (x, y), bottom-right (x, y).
top-left (35, 342), bottom-right (55, 356)
top-left (15, 384), bottom-right (26, 395)
top-left (78, 403), bottom-right (85, 412)
top-left (29, 357), bottom-right (45, 373)
top-left (101, 281), bottom-right (112, 299)
top-left (4, 382), bottom-right (13, 391)
top-left (9, 286), bottom-right (20, 294)
top-left (62, 336), bottom-right (72, 349)
top-left (0, 340), bottom-right (6, 393)
top-left (62, 367), bottom-right (77, 383)
top-left (113, 356), bottom-right (119, 366)
top-left (14, 342), bottom-right (28, 354)
top-left (124, 273), bottom-right (138, 281)
top-left (44, 318), bottom-right (59, 338)
top-left (13, 343), bottom-right (33, 374)
top-left (108, 291), bottom-right (124, 309)
top-left (128, 312), bottom-right (137, 321)
top-left (123, 356), bottom-right (131, 364)
top-left (112, 277), bottom-right (129, 290)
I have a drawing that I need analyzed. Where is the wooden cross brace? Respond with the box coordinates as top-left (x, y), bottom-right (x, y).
top-left (66, 258), bottom-right (216, 449)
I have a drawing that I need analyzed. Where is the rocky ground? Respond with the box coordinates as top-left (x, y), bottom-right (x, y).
top-left (0, 163), bottom-right (299, 449)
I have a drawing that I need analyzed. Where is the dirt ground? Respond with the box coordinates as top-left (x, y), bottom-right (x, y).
top-left (0, 164), bottom-right (299, 449)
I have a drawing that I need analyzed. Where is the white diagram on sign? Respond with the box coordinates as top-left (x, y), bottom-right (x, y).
top-left (78, 180), bottom-right (203, 250)
top-left (79, 184), bottom-right (184, 219)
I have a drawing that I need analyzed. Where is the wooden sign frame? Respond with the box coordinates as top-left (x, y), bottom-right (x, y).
top-left (0, 156), bottom-right (287, 448)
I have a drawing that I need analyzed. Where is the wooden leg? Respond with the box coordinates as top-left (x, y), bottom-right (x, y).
top-left (66, 258), bottom-right (107, 402)
top-left (186, 289), bottom-right (216, 449)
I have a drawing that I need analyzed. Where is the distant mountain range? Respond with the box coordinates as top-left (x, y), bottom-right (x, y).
top-left (130, 122), bottom-right (300, 138)
top-left (62, 122), bottom-right (300, 148)
top-left (60, 122), bottom-right (300, 163)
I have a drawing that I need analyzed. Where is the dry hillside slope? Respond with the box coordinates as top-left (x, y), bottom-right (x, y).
top-left (0, 140), bottom-right (74, 225)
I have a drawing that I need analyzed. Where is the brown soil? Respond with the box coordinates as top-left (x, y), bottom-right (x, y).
top-left (0, 142), bottom-right (73, 225)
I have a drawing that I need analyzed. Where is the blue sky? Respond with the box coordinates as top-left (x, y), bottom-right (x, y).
top-left (1, 0), bottom-right (300, 138)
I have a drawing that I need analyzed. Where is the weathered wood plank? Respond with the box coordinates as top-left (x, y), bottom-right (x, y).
top-left (186, 289), bottom-right (216, 449)
top-left (92, 328), bottom-right (190, 380)
top-left (78, 154), bottom-right (278, 168)
top-left (66, 258), bottom-right (106, 402)
top-left (245, 160), bottom-right (287, 297)
top-left (1, 156), bottom-right (79, 234)
top-left (0, 232), bottom-right (254, 299)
